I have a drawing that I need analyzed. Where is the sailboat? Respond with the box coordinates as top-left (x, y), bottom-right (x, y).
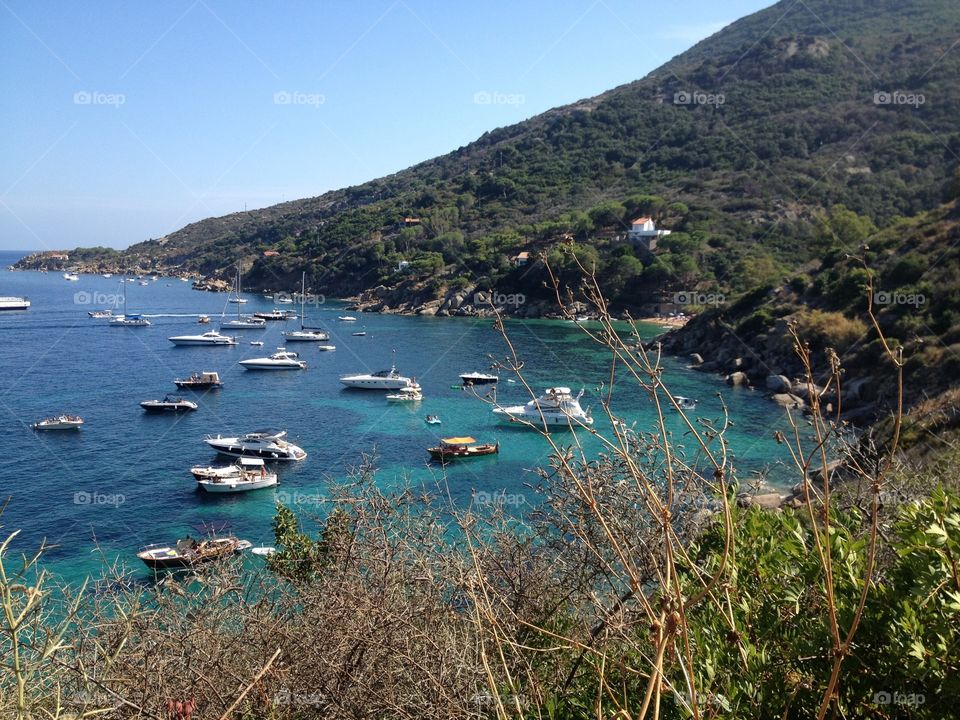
top-left (109, 276), bottom-right (151, 326)
top-left (282, 272), bottom-right (328, 342)
top-left (221, 264), bottom-right (266, 330)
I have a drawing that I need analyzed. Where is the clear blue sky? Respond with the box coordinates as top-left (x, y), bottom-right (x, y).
top-left (0, 0), bottom-right (772, 251)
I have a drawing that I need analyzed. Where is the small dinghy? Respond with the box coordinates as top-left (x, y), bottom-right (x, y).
top-left (250, 340), bottom-right (264, 346)
top-left (425, 415), bottom-right (442, 425)
top-left (673, 395), bottom-right (697, 411)
top-left (317, 344), bottom-right (336, 351)
top-left (31, 414), bottom-right (84, 431)
top-left (140, 395), bottom-right (199, 412)
top-left (338, 315), bottom-right (357, 322)
top-left (385, 384), bottom-right (423, 402)
top-left (352, 331), bottom-right (367, 336)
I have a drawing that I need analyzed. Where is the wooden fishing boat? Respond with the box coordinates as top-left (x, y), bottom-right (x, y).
top-left (136, 536), bottom-right (251, 570)
top-left (427, 437), bottom-right (499, 462)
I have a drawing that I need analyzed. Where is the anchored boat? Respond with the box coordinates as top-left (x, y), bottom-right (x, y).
top-left (204, 429), bottom-right (307, 461)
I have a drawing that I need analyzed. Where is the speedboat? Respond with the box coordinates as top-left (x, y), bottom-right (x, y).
top-left (317, 344), bottom-right (336, 351)
top-left (31, 414), bottom-right (84, 431)
top-left (87, 308), bottom-right (113, 318)
top-left (0, 296), bottom-right (30, 311)
top-left (103, 273), bottom-right (113, 278)
top-left (427, 437), bottom-right (499, 462)
top-left (168, 331), bottom-right (237, 346)
top-left (493, 387), bottom-right (594, 428)
top-left (63, 272), bottom-right (79, 281)
top-left (386, 384), bottom-right (423, 402)
top-left (338, 315), bottom-right (357, 322)
top-left (173, 371), bottom-right (222, 390)
top-left (673, 395), bottom-right (697, 411)
top-left (276, 296), bottom-right (293, 305)
top-left (425, 415), bottom-right (441, 425)
top-left (140, 395), bottom-right (198, 412)
top-left (110, 314), bottom-right (151, 327)
top-left (253, 309), bottom-right (289, 321)
top-left (239, 348), bottom-right (306, 370)
top-left (460, 371), bottom-right (499, 385)
top-left (227, 296), bottom-right (248, 304)
top-left (351, 331), bottom-right (367, 337)
top-left (194, 458), bottom-right (278, 493)
top-left (250, 340), bottom-right (263, 346)
top-left (340, 364), bottom-right (413, 390)
top-left (198, 315), bottom-right (210, 324)
top-left (137, 536), bottom-right (251, 570)
top-left (204, 429), bottom-right (307, 461)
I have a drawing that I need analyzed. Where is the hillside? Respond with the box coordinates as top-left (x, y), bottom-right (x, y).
top-left (662, 196), bottom-right (960, 436)
top-left (15, 0), bottom-right (960, 317)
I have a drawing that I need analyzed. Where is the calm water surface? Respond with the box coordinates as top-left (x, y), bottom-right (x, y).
top-left (0, 252), bottom-right (799, 584)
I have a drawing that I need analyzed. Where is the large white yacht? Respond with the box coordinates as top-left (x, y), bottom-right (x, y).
top-left (168, 331), bottom-right (237, 346)
top-left (239, 348), bottom-right (307, 370)
top-left (204, 429), bottom-right (307, 461)
top-left (0, 296), bottom-right (30, 311)
top-left (493, 387), bottom-right (593, 428)
top-left (340, 363), bottom-right (413, 390)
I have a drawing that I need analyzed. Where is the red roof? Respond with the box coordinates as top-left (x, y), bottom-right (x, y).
top-left (631, 216), bottom-right (653, 225)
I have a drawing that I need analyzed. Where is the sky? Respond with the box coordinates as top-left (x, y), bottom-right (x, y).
top-left (0, 0), bottom-right (773, 252)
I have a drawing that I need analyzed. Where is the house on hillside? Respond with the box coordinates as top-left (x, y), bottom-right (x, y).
top-left (396, 260), bottom-right (410, 272)
top-left (263, 250), bottom-right (280, 257)
top-left (403, 217), bottom-right (421, 227)
top-left (627, 216), bottom-right (671, 251)
top-left (512, 251), bottom-right (530, 267)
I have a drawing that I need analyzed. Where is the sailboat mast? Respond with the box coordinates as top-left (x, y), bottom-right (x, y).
top-left (300, 271), bottom-right (306, 330)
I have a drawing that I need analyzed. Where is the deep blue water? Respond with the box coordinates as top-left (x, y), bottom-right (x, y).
top-left (0, 251), bottom-right (798, 584)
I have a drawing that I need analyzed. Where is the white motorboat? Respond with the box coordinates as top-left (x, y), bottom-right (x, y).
top-left (0, 296), bottom-right (30, 311)
top-left (63, 272), bottom-right (79, 281)
top-left (386, 384), bottom-right (423, 402)
top-left (140, 395), bottom-right (199, 412)
top-left (317, 344), bottom-right (336, 351)
top-left (239, 348), bottom-right (306, 370)
top-left (460, 371), bottom-right (499, 385)
top-left (204, 429), bottom-right (307, 461)
top-left (137, 536), bottom-right (250, 570)
top-left (340, 362), bottom-right (413, 390)
top-left (253, 309), bottom-right (289, 321)
top-left (31, 414), bottom-right (84, 431)
top-left (351, 331), bottom-right (366, 337)
top-left (88, 308), bottom-right (113, 318)
top-left (276, 296), bottom-right (293, 304)
top-left (338, 315), bottom-right (357, 322)
top-left (250, 340), bottom-right (263, 346)
top-left (227, 297), bottom-right (248, 303)
top-left (169, 331), bottom-right (237, 346)
top-left (194, 458), bottom-right (278, 493)
top-left (173, 371), bottom-right (223, 390)
top-left (103, 273), bottom-right (113, 278)
top-left (673, 395), bottom-right (697, 411)
top-left (425, 415), bottom-right (441, 425)
top-left (493, 387), bottom-right (594, 428)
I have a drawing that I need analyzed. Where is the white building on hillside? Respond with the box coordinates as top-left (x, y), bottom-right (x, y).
top-left (627, 216), bottom-right (671, 251)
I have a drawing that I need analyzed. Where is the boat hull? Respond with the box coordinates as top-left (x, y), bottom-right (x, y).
top-left (197, 475), bottom-right (278, 492)
top-left (428, 445), bottom-right (499, 461)
top-left (493, 407), bottom-right (594, 427)
top-left (205, 439), bottom-right (306, 461)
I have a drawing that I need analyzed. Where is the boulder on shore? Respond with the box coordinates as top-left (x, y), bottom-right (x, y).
top-left (766, 374), bottom-right (792, 393)
top-left (689, 353), bottom-right (704, 366)
top-left (727, 371), bottom-right (750, 387)
top-left (771, 393), bottom-right (805, 408)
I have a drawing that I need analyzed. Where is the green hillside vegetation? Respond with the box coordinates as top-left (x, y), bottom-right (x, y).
top-left (17, 0), bottom-right (960, 313)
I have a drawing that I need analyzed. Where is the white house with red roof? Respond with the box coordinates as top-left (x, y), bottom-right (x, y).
top-left (627, 216), bottom-right (671, 251)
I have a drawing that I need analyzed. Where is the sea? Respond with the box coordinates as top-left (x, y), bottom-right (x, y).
top-left (0, 251), bottom-right (802, 585)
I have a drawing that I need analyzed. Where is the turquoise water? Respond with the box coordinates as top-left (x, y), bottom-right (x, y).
top-left (0, 253), bottom-right (799, 584)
